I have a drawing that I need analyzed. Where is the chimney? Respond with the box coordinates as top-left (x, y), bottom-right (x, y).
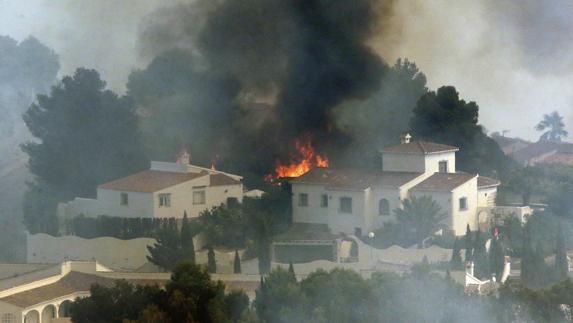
top-left (400, 133), bottom-right (412, 144)
top-left (176, 149), bottom-right (191, 165)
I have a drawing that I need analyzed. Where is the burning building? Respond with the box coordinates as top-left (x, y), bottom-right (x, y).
top-left (289, 134), bottom-right (504, 237)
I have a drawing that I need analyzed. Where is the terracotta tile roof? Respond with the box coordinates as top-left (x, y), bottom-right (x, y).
top-left (290, 168), bottom-right (423, 190)
top-left (98, 170), bottom-right (205, 193)
top-left (412, 172), bottom-right (477, 191)
top-left (209, 173), bottom-right (241, 186)
top-left (510, 140), bottom-right (562, 164)
top-left (0, 272), bottom-right (168, 308)
top-left (478, 176), bottom-right (501, 188)
top-left (538, 152), bottom-right (573, 166)
top-left (0, 272), bottom-right (115, 308)
top-left (382, 141), bottom-right (459, 154)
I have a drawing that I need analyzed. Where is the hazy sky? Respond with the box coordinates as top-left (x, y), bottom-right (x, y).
top-left (1, 0), bottom-right (571, 141)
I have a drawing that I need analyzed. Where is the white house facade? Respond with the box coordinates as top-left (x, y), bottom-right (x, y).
top-left (290, 135), bottom-right (501, 236)
top-left (59, 153), bottom-right (244, 220)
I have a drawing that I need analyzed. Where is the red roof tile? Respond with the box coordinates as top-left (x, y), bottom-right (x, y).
top-left (412, 172), bottom-right (476, 191)
top-left (538, 152), bottom-right (573, 166)
top-left (209, 174), bottom-right (241, 186)
top-left (290, 168), bottom-right (423, 190)
top-left (98, 170), bottom-right (205, 193)
top-left (477, 176), bottom-right (501, 188)
top-left (382, 141), bottom-right (459, 154)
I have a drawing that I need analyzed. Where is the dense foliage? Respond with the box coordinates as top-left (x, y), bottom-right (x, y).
top-left (147, 214), bottom-right (197, 271)
top-left (535, 111), bottom-right (568, 142)
top-left (410, 86), bottom-right (514, 180)
top-left (70, 262), bottom-right (249, 323)
top-left (22, 69), bottom-right (148, 234)
top-left (66, 215), bottom-right (171, 239)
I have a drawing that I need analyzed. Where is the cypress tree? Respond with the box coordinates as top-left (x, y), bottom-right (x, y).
top-left (521, 226), bottom-right (533, 284)
top-left (288, 261), bottom-right (296, 280)
top-left (450, 238), bottom-right (463, 270)
top-left (473, 230), bottom-right (489, 279)
top-left (234, 249), bottom-right (242, 274)
top-left (207, 246), bottom-right (216, 273)
top-left (489, 236), bottom-right (505, 281)
top-left (464, 224), bottom-right (473, 262)
top-left (180, 212), bottom-right (195, 264)
top-left (555, 228), bottom-right (569, 281)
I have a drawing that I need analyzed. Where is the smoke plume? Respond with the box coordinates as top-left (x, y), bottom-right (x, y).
top-left (134, 0), bottom-right (393, 169)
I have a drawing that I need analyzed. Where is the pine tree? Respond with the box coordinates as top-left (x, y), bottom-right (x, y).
top-left (180, 212), bottom-right (195, 264)
top-left (207, 246), bottom-right (216, 273)
top-left (233, 249), bottom-right (242, 274)
top-left (258, 239), bottom-right (271, 275)
top-left (556, 228), bottom-right (569, 281)
top-left (464, 224), bottom-right (473, 262)
top-left (147, 219), bottom-right (181, 271)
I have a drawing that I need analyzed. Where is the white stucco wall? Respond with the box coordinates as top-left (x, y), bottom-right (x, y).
top-left (291, 184), bottom-right (330, 225)
top-left (382, 153), bottom-right (426, 172)
top-left (366, 187), bottom-right (403, 230)
top-left (424, 152), bottom-right (456, 173)
top-left (97, 189), bottom-right (154, 218)
top-left (477, 187), bottom-right (497, 208)
top-left (27, 234), bottom-right (156, 270)
top-left (382, 151), bottom-right (456, 174)
top-left (153, 176), bottom-right (243, 218)
top-left (60, 175), bottom-right (243, 219)
top-left (411, 177), bottom-right (478, 236)
top-left (410, 190), bottom-right (454, 229)
top-left (60, 190), bottom-right (154, 219)
top-left (0, 301), bottom-right (22, 323)
top-left (327, 189), bottom-right (367, 235)
top-left (451, 177), bottom-right (479, 234)
top-left (291, 183), bottom-right (369, 235)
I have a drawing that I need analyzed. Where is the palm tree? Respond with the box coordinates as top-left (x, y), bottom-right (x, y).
top-left (395, 196), bottom-right (447, 244)
top-left (536, 111), bottom-right (568, 142)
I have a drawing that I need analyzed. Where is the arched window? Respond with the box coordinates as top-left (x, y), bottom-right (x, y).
top-left (1, 313), bottom-right (15, 323)
top-left (379, 199), bottom-right (390, 215)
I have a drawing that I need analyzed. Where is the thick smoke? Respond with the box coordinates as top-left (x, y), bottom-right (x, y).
top-left (136, 0), bottom-right (391, 166)
top-left (3, 0), bottom-right (572, 140)
top-left (0, 36), bottom-right (59, 216)
top-left (373, 0), bottom-right (573, 140)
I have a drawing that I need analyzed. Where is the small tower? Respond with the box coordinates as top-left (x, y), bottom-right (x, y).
top-left (400, 133), bottom-right (412, 144)
top-left (176, 149), bottom-right (191, 165)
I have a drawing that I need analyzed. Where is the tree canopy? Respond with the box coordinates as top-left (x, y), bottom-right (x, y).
top-left (394, 196), bottom-right (446, 245)
top-left (410, 86), bottom-right (514, 180)
top-left (22, 68), bottom-right (148, 233)
top-left (69, 262), bottom-right (249, 323)
top-left (536, 111), bottom-right (568, 142)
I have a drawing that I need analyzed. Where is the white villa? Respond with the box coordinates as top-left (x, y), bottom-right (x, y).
top-left (290, 134), bottom-right (503, 236)
top-left (58, 152), bottom-right (244, 220)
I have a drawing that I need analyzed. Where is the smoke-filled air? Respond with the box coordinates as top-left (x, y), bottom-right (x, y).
top-left (0, 0), bottom-right (573, 322)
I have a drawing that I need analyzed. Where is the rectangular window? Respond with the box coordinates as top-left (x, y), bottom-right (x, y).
top-left (439, 161), bottom-right (448, 173)
top-left (159, 193), bottom-right (171, 207)
top-left (459, 197), bottom-right (468, 211)
top-left (320, 194), bottom-right (328, 208)
top-left (299, 193), bottom-right (308, 207)
top-left (193, 190), bottom-right (206, 205)
top-left (340, 197), bottom-right (353, 213)
top-left (120, 192), bottom-right (128, 206)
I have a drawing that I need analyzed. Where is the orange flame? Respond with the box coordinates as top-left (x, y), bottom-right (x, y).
top-left (266, 137), bottom-right (329, 181)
